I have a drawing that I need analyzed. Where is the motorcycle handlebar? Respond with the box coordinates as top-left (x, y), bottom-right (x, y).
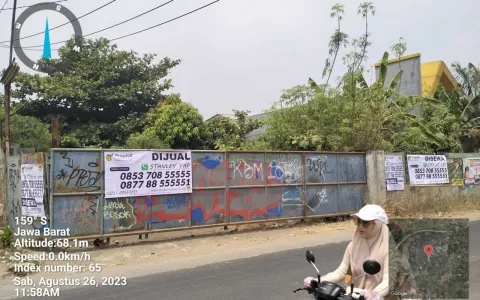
top-left (292, 287), bottom-right (365, 300)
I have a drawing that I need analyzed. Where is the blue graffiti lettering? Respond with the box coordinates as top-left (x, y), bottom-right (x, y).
top-left (164, 195), bottom-right (187, 210)
top-left (197, 155), bottom-right (222, 169)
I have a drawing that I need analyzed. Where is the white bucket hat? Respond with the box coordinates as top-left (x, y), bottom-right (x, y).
top-left (351, 204), bottom-right (388, 224)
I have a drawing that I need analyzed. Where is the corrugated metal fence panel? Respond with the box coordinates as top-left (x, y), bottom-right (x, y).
top-left (44, 150), bottom-right (367, 237)
top-left (51, 151), bottom-right (103, 236)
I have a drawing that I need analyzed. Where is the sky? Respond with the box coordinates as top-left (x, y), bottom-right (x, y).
top-left (0, 0), bottom-right (479, 119)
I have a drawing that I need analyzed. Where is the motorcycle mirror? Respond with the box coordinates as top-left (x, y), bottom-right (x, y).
top-left (363, 260), bottom-right (381, 275)
top-left (306, 250), bottom-right (315, 264)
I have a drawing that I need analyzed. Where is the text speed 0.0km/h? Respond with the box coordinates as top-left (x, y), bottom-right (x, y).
top-left (104, 151), bottom-right (193, 198)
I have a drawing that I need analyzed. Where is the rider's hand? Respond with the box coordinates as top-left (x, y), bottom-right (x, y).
top-left (362, 290), bottom-right (381, 300)
top-left (303, 276), bottom-right (317, 287)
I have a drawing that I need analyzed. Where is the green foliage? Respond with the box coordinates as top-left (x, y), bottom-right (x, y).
top-left (0, 110), bottom-right (51, 152)
top-left (265, 51), bottom-right (417, 152)
top-left (138, 94), bottom-right (208, 149)
top-left (0, 225), bottom-right (13, 248)
top-left (12, 37), bottom-right (180, 148)
top-left (208, 110), bottom-right (264, 150)
top-left (125, 129), bottom-right (170, 149)
top-left (451, 62), bottom-right (480, 98)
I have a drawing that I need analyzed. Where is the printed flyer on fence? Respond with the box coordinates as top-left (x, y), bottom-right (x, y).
top-left (463, 157), bottom-right (480, 185)
top-left (385, 154), bottom-right (404, 191)
top-left (104, 151), bottom-right (193, 198)
top-left (407, 155), bottom-right (449, 185)
top-left (20, 164), bottom-right (46, 217)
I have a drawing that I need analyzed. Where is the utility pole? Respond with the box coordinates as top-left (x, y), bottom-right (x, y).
top-left (9, 0), bottom-right (17, 63)
top-left (1, 0), bottom-right (18, 226)
top-left (5, 0), bottom-right (18, 153)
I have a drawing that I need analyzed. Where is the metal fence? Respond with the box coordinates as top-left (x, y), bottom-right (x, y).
top-left (9, 149), bottom-right (367, 241)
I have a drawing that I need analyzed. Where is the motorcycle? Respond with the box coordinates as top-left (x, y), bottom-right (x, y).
top-left (293, 250), bottom-right (382, 300)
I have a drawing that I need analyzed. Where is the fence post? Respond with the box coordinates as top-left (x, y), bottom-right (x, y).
top-left (225, 151), bottom-right (230, 224)
top-left (365, 150), bottom-right (387, 205)
top-left (0, 145), bottom-right (5, 227)
top-left (301, 152), bottom-right (307, 218)
top-left (264, 152), bottom-right (268, 220)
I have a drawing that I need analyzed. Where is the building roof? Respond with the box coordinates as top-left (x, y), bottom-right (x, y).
top-left (374, 53), bottom-right (457, 98)
top-left (205, 114), bottom-right (235, 122)
top-left (420, 60), bottom-right (457, 97)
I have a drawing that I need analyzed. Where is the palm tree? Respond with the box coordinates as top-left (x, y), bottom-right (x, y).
top-left (451, 62), bottom-right (480, 98)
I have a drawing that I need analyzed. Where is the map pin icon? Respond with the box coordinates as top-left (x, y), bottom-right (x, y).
top-left (424, 245), bottom-right (434, 259)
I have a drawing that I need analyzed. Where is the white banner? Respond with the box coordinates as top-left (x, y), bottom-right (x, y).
top-left (21, 164), bottom-right (46, 217)
top-left (385, 155), bottom-right (405, 191)
top-left (407, 155), bottom-right (449, 185)
top-left (104, 151), bottom-right (193, 198)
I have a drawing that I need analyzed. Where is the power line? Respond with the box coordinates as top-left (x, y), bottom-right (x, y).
top-left (109, 0), bottom-right (220, 42)
top-left (0, 0), bottom-right (9, 17)
top-left (1, 0), bottom-right (67, 11)
top-left (2, 0), bottom-right (220, 52)
top-left (19, 0), bottom-right (175, 49)
top-left (0, 0), bottom-right (117, 44)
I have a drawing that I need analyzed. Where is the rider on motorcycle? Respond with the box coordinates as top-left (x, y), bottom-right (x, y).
top-left (304, 205), bottom-right (389, 300)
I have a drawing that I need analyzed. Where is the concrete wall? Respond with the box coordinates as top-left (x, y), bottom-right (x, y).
top-left (374, 54), bottom-right (422, 96)
top-left (365, 151), bottom-right (480, 210)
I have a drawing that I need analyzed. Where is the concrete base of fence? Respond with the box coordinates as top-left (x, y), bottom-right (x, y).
top-left (366, 150), bottom-right (387, 205)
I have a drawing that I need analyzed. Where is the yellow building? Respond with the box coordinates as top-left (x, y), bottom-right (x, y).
top-left (374, 53), bottom-right (458, 98)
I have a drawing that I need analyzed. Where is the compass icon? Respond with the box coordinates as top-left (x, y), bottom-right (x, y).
top-left (13, 2), bottom-right (83, 73)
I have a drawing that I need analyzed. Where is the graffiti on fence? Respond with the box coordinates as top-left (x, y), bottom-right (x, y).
top-left (305, 184), bottom-right (364, 216)
top-left (267, 186), bottom-right (303, 218)
top-left (266, 153), bottom-right (302, 185)
top-left (45, 150), bottom-right (367, 237)
top-left (53, 151), bottom-right (104, 192)
top-left (7, 153), bottom-right (47, 239)
top-left (306, 186), bottom-right (337, 215)
top-left (192, 152), bottom-right (226, 187)
top-left (228, 187), bottom-right (268, 222)
top-left (103, 197), bottom-right (142, 233)
top-left (191, 190), bottom-right (226, 225)
top-left (7, 155), bottom-right (21, 232)
top-left (305, 154), bottom-right (336, 183)
top-left (54, 194), bottom-right (100, 235)
top-left (338, 155), bottom-right (366, 182)
top-left (338, 185), bottom-right (364, 211)
top-left (228, 153), bottom-right (264, 186)
top-left (265, 154), bottom-right (303, 217)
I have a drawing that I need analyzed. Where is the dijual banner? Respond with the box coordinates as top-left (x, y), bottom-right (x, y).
top-left (407, 155), bottom-right (449, 185)
top-left (104, 151), bottom-right (193, 198)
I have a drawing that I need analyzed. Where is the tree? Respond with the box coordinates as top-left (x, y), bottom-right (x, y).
top-left (207, 110), bottom-right (264, 150)
top-left (390, 37), bottom-right (407, 90)
top-left (354, 2), bottom-right (376, 72)
top-left (264, 52), bottom-right (420, 152)
top-left (451, 62), bottom-right (480, 98)
top-left (124, 130), bottom-right (170, 149)
top-left (406, 86), bottom-right (480, 152)
top-left (0, 110), bottom-right (50, 152)
top-left (134, 94), bottom-right (208, 149)
top-left (322, 4), bottom-right (349, 90)
top-left (12, 37), bottom-right (181, 148)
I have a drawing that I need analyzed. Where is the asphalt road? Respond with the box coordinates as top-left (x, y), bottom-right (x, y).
top-left (18, 220), bottom-right (480, 300)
